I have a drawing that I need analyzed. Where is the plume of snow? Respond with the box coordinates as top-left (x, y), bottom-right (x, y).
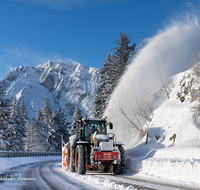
top-left (104, 15), bottom-right (200, 148)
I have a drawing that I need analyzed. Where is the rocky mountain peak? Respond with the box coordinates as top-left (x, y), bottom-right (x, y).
top-left (2, 61), bottom-right (99, 121)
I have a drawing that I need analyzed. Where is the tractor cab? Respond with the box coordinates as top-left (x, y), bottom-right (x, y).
top-left (83, 120), bottom-right (107, 143)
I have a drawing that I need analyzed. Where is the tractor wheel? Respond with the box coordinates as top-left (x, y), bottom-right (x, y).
top-left (75, 145), bottom-right (87, 174)
top-left (67, 143), bottom-right (75, 172)
top-left (113, 145), bottom-right (126, 175)
top-left (84, 145), bottom-right (88, 166)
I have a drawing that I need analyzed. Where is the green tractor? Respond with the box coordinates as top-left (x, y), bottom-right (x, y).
top-left (62, 116), bottom-right (126, 175)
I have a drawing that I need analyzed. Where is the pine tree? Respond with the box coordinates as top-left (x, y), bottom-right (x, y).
top-left (36, 108), bottom-right (43, 122)
top-left (20, 98), bottom-right (29, 147)
top-left (94, 53), bottom-right (115, 118)
top-left (25, 120), bottom-right (50, 152)
top-left (25, 107), bottom-right (50, 152)
top-left (113, 32), bottom-right (136, 81)
top-left (19, 98), bottom-right (30, 151)
top-left (42, 98), bottom-right (53, 125)
top-left (94, 32), bottom-right (136, 118)
top-left (41, 98), bottom-right (65, 151)
top-left (35, 107), bottom-right (50, 151)
top-left (40, 98), bottom-right (52, 151)
top-left (72, 107), bottom-right (82, 123)
top-left (51, 107), bottom-right (70, 151)
top-left (10, 97), bottom-right (26, 151)
top-left (20, 98), bottom-right (29, 123)
top-left (25, 121), bottom-right (35, 151)
top-left (0, 81), bottom-right (11, 151)
top-left (52, 107), bottom-right (64, 126)
top-left (93, 87), bottom-right (104, 118)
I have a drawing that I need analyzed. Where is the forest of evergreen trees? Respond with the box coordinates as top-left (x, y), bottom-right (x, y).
top-left (0, 82), bottom-right (70, 152)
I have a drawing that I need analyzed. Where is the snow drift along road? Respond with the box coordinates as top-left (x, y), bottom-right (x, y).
top-left (104, 16), bottom-right (200, 148)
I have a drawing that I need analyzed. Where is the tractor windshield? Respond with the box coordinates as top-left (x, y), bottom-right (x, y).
top-left (84, 121), bottom-right (107, 141)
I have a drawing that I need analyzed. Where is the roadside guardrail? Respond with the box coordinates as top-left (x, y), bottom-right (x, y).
top-left (0, 151), bottom-right (61, 158)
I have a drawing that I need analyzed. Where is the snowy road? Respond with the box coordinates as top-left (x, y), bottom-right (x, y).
top-left (0, 160), bottom-right (109, 190)
top-left (0, 160), bottom-right (189, 190)
top-left (87, 171), bottom-right (188, 190)
top-left (0, 160), bottom-right (120, 190)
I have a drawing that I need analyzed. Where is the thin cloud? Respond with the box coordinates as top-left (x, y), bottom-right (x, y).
top-left (12, 0), bottom-right (117, 10)
top-left (0, 45), bottom-right (79, 79)
top-left (3, 46), bottom-right (79, 66)
top-left (4, 47), bottom-right (50, 67)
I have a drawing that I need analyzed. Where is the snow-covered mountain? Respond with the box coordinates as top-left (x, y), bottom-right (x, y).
top-left (2, 60), bottom-right (99, 120)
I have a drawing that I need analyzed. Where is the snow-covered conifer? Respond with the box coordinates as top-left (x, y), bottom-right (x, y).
top-left (94, 53), bottom-right (115, 118)
top-left (0, 81), bottom-right (11, 151)
top-left (36, 107), bottom-right (51, 151)
top-left (72, 107), bottom-right (82, 123)
top-left (25, 107), bottom-right (50, 151)
top-left (51, 107), bottom-right (70, 151)
top-left (25, 121), bottom-right (50, 151)
top-left (36, 108), bottom-right (43, 122)
top-left (42, 98), bottom-right (53, 125)
top-left (20, 98), bottom-right (29, 122)
top-left (113, 32), bottom-right (136, 81)
top-left (9, 97), bottom-right (26, 151)
top-left (94, 33), bottom-right (136, 118)
top-left (93, 87), bottom-right (104, 118)
top-left (25, 121), bottom-right (35, 151)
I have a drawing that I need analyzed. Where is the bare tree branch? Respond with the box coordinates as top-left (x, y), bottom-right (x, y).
top-left (120, 108), bottom-right (141, 131)
top-left (132, 96), bottom-right (153, 123)
top-left (120, 97), bottom-right (153, 131)
top-left (191, 52), bottom-right (200, 77)
top-left (130, 103), bottom-right (143, 129)
top-left (155, 57), bottom-right (170, 99)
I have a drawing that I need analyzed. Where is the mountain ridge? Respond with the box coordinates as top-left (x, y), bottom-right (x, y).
top-left (2, 60), bottom-right (99, 121)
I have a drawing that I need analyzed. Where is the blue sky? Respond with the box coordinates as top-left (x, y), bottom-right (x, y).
top-left (0, 0), bottom-right (199, 79)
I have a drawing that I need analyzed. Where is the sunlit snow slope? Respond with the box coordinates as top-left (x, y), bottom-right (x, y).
top-left (125, 69), bottom-right (200, 189)
top-left (105, 16), bottom-right (200, 148)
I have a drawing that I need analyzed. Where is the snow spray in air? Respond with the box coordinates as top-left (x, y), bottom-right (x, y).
top-left (104, 16), bottom-right (200, 149)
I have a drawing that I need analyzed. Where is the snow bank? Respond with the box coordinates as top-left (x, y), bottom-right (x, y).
top-left (125, 70), bottom-right (200, 189)
top-left (0, 156), bottom-right (61, 173)
top-left (65, 170), bottom-right (135, 190)
top-left (127, 147), bottom-right (200, 189)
